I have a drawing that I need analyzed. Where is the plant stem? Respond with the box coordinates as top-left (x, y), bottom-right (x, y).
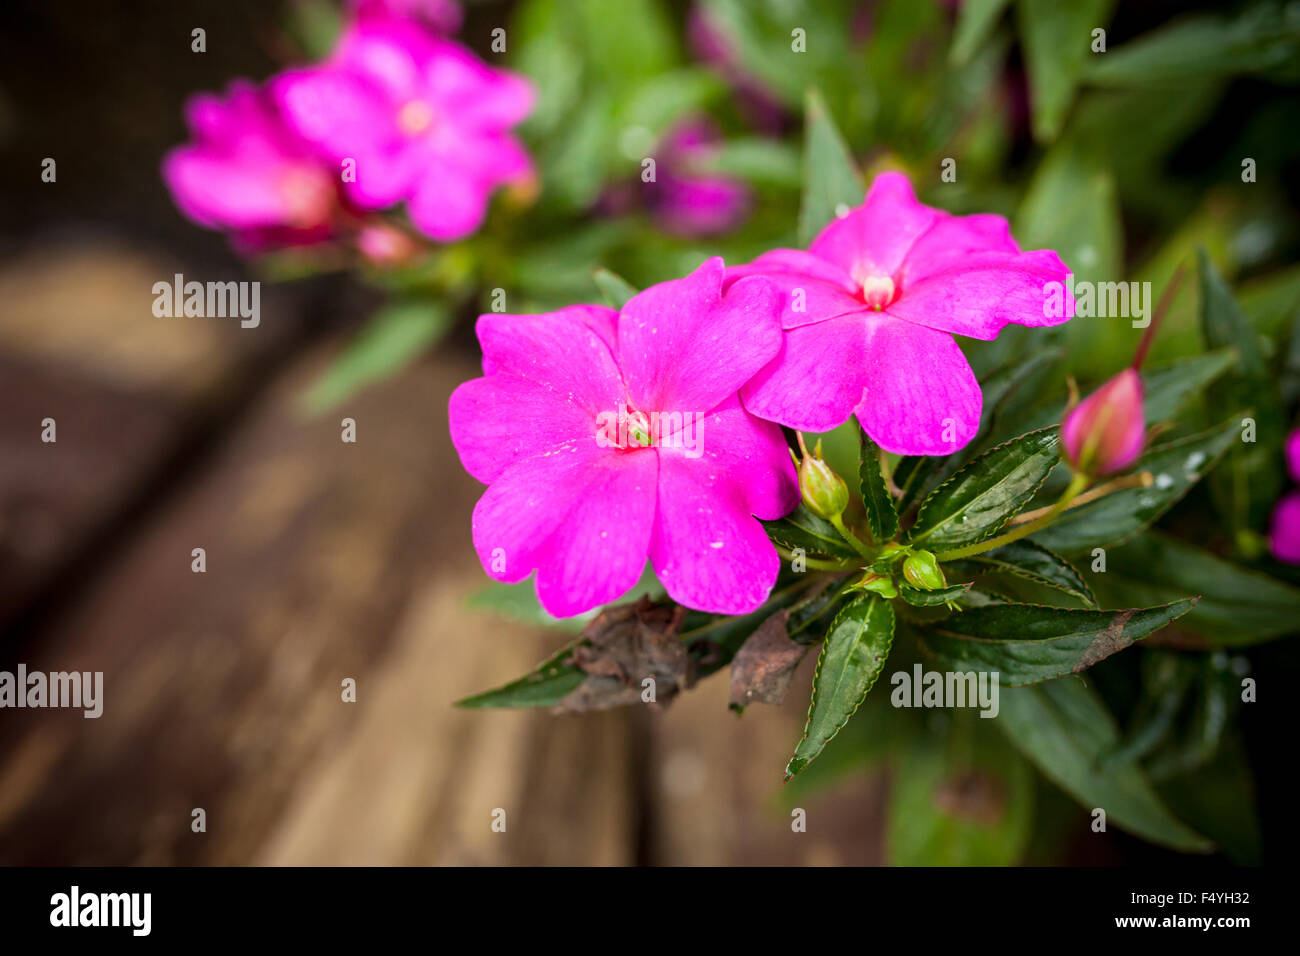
top-left (933, 472), bottom-right (1090, 562)
top-left (776, 547), bottom-right (857, 571)
top-left (1006, 471), bottom-right (1153, 526)
top-left (830, 514), bottom-right (874, 560)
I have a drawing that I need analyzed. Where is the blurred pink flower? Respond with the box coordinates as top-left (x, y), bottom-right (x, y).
top-left (1061, 368), bottom-right (1146, 477)
top-left (687, 4), bottom-right (787, 135)
top-left (724, 172), bottom-right (1074, 455)
top-left (273, 17), bottom-right (534, 241)
top-left (350, 0), bottom-right (462, 34)
top-left (1270, 429), bottom-right (1300, 564)
top-left (448, 258), bottom-right (798, 617)
top-left (162, 80), bottom-right (338, 248)
top-left (647, 119), bottom-right (750, 238)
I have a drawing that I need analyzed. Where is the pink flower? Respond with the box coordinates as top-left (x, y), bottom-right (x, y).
top-left (350, 0), bottom-right (462, 34)
top-left (448, 258), bottom-right (798, 617)
top-left (162, 80), bottom-right (338, 247)
top-left (272, 17), bottom-right (534, 241)
top-left (724, 172), bottom-right (1073, 455)
top-left (646, 119), bottom-right (750, 237)
top-left (1269, 429), bottom-right (1300, 564)
top-left (1061, 368), bottom-right (1146, 477)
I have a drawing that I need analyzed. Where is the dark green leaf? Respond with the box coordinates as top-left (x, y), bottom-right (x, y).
top-left (859, 432), bottom-right (899, 542)
top-left (917, 599), bottom-right (1196, 685)
top-left (948, 540), bottom-right (1095, 606)
top-left (762, 504), bottom-right (859, 559)
top-left (910, 429), bottom-right (1061, 552)
top-left (798, 88), bottom-right (864, 247)
top-left (951, 0), bottom-right (1013, 67)
top-left (1091, 531), bottom-right (1300, 646)
top-left (996, 677), bottom-right (1212, 851)
top-left (899, 582), bottom-right (972, 607)
top-left (786, 595), bottom-right (894, 778)
top-left (1031, 417), bottom-right (1240, 555)
top-left (1017, 0), bottom-right (1117, 142)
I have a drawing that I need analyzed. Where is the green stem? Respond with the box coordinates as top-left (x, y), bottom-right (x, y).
top-left (830, 514), bottom-right (874, 560)
top-left (777, 547), bottom-right (857, 571)
top-left (933, 472), bottom-right (1090, 562)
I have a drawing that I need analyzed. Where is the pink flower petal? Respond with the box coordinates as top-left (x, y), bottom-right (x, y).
top-left (619, 257), bottom-right (782, 413)
top-left (899, 213), bottom-right (1020, 280)
top-left (448, 375), bottom-right (598, 485)
top-left (472, 444), bottom-right (657, 617)
top-left (725, 249), bottom-right (862, 328)
top-left (407, 162), bottom-right (491, 239)
top-left (739, 312), bottom-right (871, 432)
top-left (810, 172), bottom-right (939, 281)
top-left (1286, 429), bottom-right (1300, 484)
top-left (650, 404), bottom-right (789, 613)
top-left (1269, 491), bottom-right (1300, 565)
top-left (474, 307), bottom-right (625, 417)
top-left (888, 249), bottom-right (1074, 340)
top-left (853, 319), bottom-right (982, 455)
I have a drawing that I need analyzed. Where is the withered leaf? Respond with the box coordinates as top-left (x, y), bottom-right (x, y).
top-left (729, 610), bottom-right (807, 711)
top-left (554, 597), bottom-right (690, 713)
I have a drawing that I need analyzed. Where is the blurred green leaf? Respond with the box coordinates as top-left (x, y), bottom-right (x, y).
top-left (798, 88), bottom-right (864, 247)
top-left (1084, 3), bottom-right (1300, 87)
top-left (786, 594), bottom-right (894, 778)
top-left (997, 677), bottom-right (1212, 851)
top-left (301, 301), bottom-right (449, 414)
top-left (592, 268), bottom-right (639, 308)
top-left (951, 0), bottom-right (1013, 67)
top-left (1017, 0), bottom-right (1116, 142)
top-left (917, 599), bottom-right (1196, 685)
top-left (698, 137), bottom-right (802, 188)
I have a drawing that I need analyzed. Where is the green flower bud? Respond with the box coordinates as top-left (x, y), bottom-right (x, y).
top-left (798, 439), bottom-right (849, 520)
top-left (902, 550), bottom-right (946, 590)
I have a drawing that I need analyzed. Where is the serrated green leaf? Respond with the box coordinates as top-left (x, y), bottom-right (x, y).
top-left (1091, 531), bottom-right (1300, 645)
top-left (798, 88), bottom-right (864, 247)
top-left (910, 429), bottom-right (1061, 551)
top-left (917, 599), bottom-right (1195, 685)
top-left (996, 677), bottom-right (1213, 852)
top-left (948, 540), bottom-right (1095, 606)
top-left (859, 432), bottom-right (899, 542)
top-left (762, 504), bottom-right (859, 559)
top-left (1031, 417), bottom-right (1240, 555)
top-left (592, 268), bottom-right (638, 308)
top-left (786, 595), bottom-right (894, 778)
top-left (900, 582), bottom-right (972, 607)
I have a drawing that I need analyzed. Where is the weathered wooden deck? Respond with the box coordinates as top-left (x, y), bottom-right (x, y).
top-left (0, 239), bottom-right (884, 865)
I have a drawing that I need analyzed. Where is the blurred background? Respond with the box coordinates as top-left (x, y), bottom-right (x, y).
top-left (1, 0), bottom-right (1297, 865)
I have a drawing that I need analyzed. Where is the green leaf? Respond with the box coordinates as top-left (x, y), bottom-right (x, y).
top-left (1031, 417), bottom-right (1240, 555)
top-left (917, 599), bottom-right (1196, 685)
top-left (1091, 531), bottom-right (1300, 646)
top-left (859, 433), bottom-right (899, 542)
top-left (697, 137), bottom-right (801, 188)
top-left (947, 540), bottom-right (1095, 606)
top-left (886, 713), bottom-right (1034, 866)
top-left (1199, 250), bottom-right (1286, 534)
top-left (996, 677), bottom-right (1213, 852)
top-left (762, 505), bottom-right (859, 559)
top-left (951, 0), bottom-right (1013, 67)
top-left (592, 268), bottom-right (638, 308)
top-left (785, 595), bottom-right (894, 779)
top-left (909, 429), bottom-right (1061, 552)
top-left (798, 88), bottom-right (864, 247)
top-left (301, 301), bottom-right (450, 413)
top-left (455, 639), bottom-right (588, 709)
top-left (1083, 5), bottom-right (1300, 87)
top-left (900, 582), bottom-right (972, 607)
top-left (1141, 348), bottom-right (1239, 422)
top-left (1017, 0), bottom-right (1116, 142)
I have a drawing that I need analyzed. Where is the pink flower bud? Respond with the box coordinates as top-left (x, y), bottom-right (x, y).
top-left (1061, 368), bottom-right (1145, 477)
